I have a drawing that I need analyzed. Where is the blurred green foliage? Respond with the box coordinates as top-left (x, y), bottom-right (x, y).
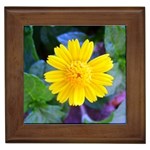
top-left (24, 26), bottom-right (39, 72)
top-left (24, 73), bottom-right (54, 113)
top-left (29, 60), bottom-right (53, 80)
top-left (106, 63), bottom-right (124, 96)
top-left (24, 105), bottom-right (65, 123)
top-left (104, 25), bottom-right (126, 74)
top-left (110, 100), bottom-right (126, 123)
top-left (85, 97), bottom-right (109, 110)
top-left (24, 25), bottom-right (126, 124)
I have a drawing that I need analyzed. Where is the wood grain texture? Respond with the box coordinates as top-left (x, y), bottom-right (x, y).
top-left (5, 7), bottom-right (145, 143)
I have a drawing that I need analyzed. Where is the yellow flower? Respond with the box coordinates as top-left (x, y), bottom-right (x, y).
top-left (44, 39), bottom-right (114, 106)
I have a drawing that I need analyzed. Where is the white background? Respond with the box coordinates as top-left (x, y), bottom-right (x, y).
top-left (0, 0), bottom-right (149, 149)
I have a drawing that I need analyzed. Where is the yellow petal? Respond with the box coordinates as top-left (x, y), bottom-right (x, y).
top-left (84, 84), bottom-right (97, 103)
top-left (92, 72), bottom-right (114, 80)
top-left (80, 40), bottom-right (94, 62)
top-left (92, 78), bottom-right (112, 86)
top-left (89, 54), bottom-right (113, 72)
top-left (80, 39), bottom-right (89, 51)
top-left (75, 39), bottom-right (80, 51)
top-left (47, 55), bottom-right (68, 70)
top-left (88, 54), bottom-right (110, 66)
top-left (99, 85), bottom-right (108, 94)
top-left (69, 86), bottom-right (85, 106)
top-left (90, 82), bottom-right (107, 97)
top-left (94, 63), bottom-right (113, 73)
top-left (54, 44), bottom-right (72, 64)
top-left (68, 39), bottom-right (80, 60)
top-left (44, 70), bottom-right (65, 82)
top-left (91, 73), bottom-right (114, 86)
top-left (49, 80), bottom-right (68, 94)
top-left (68, 86), bottom-right (75, 106)
top-left (57, 84), bottom-right (70, 103)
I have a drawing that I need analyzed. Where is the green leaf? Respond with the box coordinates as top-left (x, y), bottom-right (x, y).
top-left (24, 26), bottom-right (39, 72)
top-left (24, 105), bottom-right (65, 123)
top-left (106, 63), bottom-right (124, 96)
top-left (24, 94), bottom-right (32, 113)
top-left (32, 26), bottom-right (75, 60)
top-left (40, 26), bottom-right (60, 55)
top-left (118, 57), bottom-right (126, 75)
top-left (104, 25), bottom-right (126, 59)
top-left (29, 60), bottom-right (53, 79)
top-left (47, 26), bottom-right (73, 36)
top-left (85, 97), bottom-right (109, 110)
top-left (110, 100), bottom-right (126, 123)
top-left (57, 31), bottom-right (88, 47)
top-left (24, 73), bottom-right (54, 112)
top-left (91, 26), bottom-right (105, 42)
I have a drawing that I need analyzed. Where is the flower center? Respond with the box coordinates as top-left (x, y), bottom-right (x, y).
top-left (66, 61), bottom-right (91, 86)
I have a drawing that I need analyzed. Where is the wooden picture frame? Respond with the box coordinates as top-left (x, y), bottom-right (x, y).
top-left (5, 7), bottom-right (145, 143)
